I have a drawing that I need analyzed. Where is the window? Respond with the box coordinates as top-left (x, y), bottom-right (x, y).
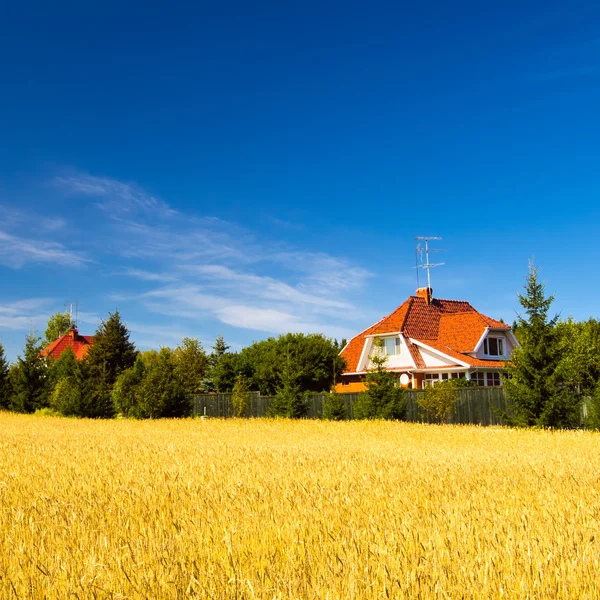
top-left (483, 337), bottom-right (504, 356)
top-left (381, 337), bottom-right (401, 356)
top-left (470, 372), bottom-right (485, 386)
top-left (469, 371), bottom-right (502, 386)
top-left (451, 372), bottom-right (466, 379)
top-left (486, 372), bottom-right (501, 386)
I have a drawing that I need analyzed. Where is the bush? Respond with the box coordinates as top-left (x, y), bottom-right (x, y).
top-left (50, 377), bottom-right (83, 417)
top-left (112, 357), bottom-right (146, 418)
top-left (417, 380), bottom-right (457, 423)
top-left (231, 376), bottom-right (251, 417)
top-left (323, 392), bottom-right (347, 420)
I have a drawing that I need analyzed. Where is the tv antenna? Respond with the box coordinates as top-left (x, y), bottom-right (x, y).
top-left (414, 236), bottom-right (446, 290)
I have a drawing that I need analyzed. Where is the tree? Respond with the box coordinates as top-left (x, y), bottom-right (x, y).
top-left (174, 338), bottom-right (209, 394)
top-left (209, 336), bottom-right (230, 370)
top-left (417, 379), bottom-right (474, 423)
top-left (137, 348), bottom-right (189, 418)
top-left (0, 341), bottom-right (10, 409)
top-left (83, 311), bottom-right (137, 418)
top-left (268, 348), bottom-right (307, 418)
top-left (44, 311), bottom-right (73, 346)
top-left (323, 391), bottom-right (347, 420)
top-left (503, 265), bottom-right (580, 428)
top-left (9, 332), bottom-right (48, 413)
top-left (112, 356), bottom-right (146, 418)
top-left (354, 339), bottom-right (405, 420)
top-left (231, 376), bottom-right (251, 417)
top-left (50, 377), bottom-right (82, 416)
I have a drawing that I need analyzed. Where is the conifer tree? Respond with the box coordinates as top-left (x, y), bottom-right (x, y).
top-left (9, 332), bottom-right (48, 413)
top-left (503, 265), bottom-right (579, 427)
top-left (268, 347), bottom-right (307, 418)
top-left (353, 339), bottom-right (405, 420)
top-left (0, 341), bottom-right (10, 409)
top-left (83, 311), bottom-right (137, 417)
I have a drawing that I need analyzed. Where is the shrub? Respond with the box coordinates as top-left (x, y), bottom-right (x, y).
top-left (231, 376), bottom-right (251, 418)
top-left (50, 377), bottom-right (83, 417)
top-left (323, 391), bottom-right (347, 420)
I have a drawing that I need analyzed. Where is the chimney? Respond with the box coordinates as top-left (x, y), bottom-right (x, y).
top-left (68, 326), bottom-right (78, 340)
top-left (416, 287), bottom-right (433, 305)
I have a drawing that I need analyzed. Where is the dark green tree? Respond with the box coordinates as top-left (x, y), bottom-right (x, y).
top-left (9, 332), bottom-right (48, 413)
top-left (322, 391), bottom-right (347, 420)
top-left (353, 339), bottom-right (405, 420)
top-left (503, 266), bottom-right (579, 428)
top-left (0, 341), bottom-right (10, 409)
top-left (83, 311), bottom-right (137, 418)
top-left (112, 356), bottom-right (146, 418)
top-left (44, 311), bottom-right (73, 346)
top-left (137, 348), bottom-right (189, 418)
top-left (268, 347), bottom-right (307, 418)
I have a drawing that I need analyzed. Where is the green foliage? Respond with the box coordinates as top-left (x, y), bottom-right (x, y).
top-left (354, 340), bottom-right (405, 420)
top-left (214, 333), bottom-right (346, 395)
top-left (83, 311), bottom-right (137, 418)
top-left (231, 376), bottom-right (251, 417)
top-left (50, 376), bottom-right (83, 416)
top-left (137, 348), bottom-right (189, 418)
top-left (503, 266), bottom-right (580, 428)
top-left (34, 407), bottom-right (63, 417)
top-left (0, 342), bottom-right (10, 409)
top-left (418, 380), bottom-right (460, 423)
top-left (44, 311), bottom-right (73, 346)
top-left (112, 356), bottom-right (146, 418)
top-left (174, 338), bottom-right (209, 394)
top-left (209, 336), bottom-right (230, 370)
top-left (9, 332), bottom-right (48, 413)
top-left (322, 391), bottom-right (347, 420)
top-left (586, 383), bottom-right (600, 430)
top-left (268, 349), bottom-right (307, 418)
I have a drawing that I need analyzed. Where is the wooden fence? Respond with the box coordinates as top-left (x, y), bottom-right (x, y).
top-left (190, 387), bottom-right (511, 426)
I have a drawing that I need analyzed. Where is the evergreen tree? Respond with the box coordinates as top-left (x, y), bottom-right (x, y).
top-left (503, 265), bottom-right (579, 428)
top-left (83, 311), bottom-right (137, 418)
top-left (9, 332), bottom-right (48, 413)
top-left (0, 341), bottom-right (10, 409)
top-left (354, 339), bottom-right (405, 420)
top-left (268, 348), bottom-right (307, 418)
top-left (50, 377), bottom-right (82, 416)
top-left (209, 336), bottom-right (230, 369)
top-left (323, 391), bottom-right (347, 420)
top-left (174, 337), bottom-right (209, 394)
top-left (44, 311), bottom-right (73, 346)
top-left (112, 356), bottom-right (146, 418)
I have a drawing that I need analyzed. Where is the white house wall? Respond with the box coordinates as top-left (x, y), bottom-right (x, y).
top-left (418, 346), bottom-right (457, 368)
top-left (361, 336), bottom-right (415, 371)
top-left (474, 332), bottom-right (514, 360)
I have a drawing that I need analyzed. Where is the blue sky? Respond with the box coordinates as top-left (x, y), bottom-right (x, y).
top-left (1, 1), bottom-right (600, 361)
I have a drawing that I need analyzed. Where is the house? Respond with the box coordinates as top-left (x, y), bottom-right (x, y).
top-left (336, 287), bottom-right (518, 391)
top-left (40, 327), bottom-right (95, 361)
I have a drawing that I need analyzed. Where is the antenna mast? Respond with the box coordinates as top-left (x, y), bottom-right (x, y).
top-left (414, 236), bottom-right (446, 289)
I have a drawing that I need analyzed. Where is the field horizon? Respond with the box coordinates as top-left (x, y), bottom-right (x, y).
top-left (1, 414), bottom-right (599, 598)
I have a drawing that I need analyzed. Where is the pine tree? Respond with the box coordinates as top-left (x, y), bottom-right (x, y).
top-left (268, 348), bottom-right (307, 418)
top-left (174, 337), bottom-right (208, 394)
top-left (0, 341), bottom-right (10, 409)
top-left (503, 265), bottom-right (579, 427)
top-left (354, 339), bottom-right (405, 420)
top-left (9, 332), bottom-right (48, 413)
top-left (323, 391), bottom-right (347, 420)
top-left (112, 356), bottom-right (146, 418)
top-left (83, 311), bottom-right (137, 418)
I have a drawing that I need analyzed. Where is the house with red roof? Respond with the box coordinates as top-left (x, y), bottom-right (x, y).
top-left (336, 287), bottom-right (519, 392)
top-left (40, 327), bottom-right (95, 361)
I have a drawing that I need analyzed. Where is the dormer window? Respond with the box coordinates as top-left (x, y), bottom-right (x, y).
top-left (381, 337), bottom-right (401, 356)
top-left (483, 337), bottom-right (504, 356)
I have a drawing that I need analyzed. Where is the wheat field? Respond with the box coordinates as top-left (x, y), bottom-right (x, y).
top-left (1, 414), bottom-right (600, 599)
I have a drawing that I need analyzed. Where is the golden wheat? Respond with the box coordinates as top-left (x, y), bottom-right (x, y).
top-left (1, 414), bottom-right (600, 599)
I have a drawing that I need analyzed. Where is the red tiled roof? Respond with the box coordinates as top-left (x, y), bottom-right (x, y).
top-left (40, 329), bottom-right (94, 361)
top-left (340, 295), bottom-right (510, 373)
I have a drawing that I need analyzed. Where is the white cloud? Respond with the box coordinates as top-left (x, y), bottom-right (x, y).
top-left (0, 231), bottom-right (88, 268)
top-left (0, 298), bottom-right (55, 331)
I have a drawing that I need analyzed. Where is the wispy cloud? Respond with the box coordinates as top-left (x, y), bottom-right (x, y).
top-left (0, 231), bottom-right (88, 268)
top-left (0, 298), bottom-right (55, 331)
top-left (55, 173), bottom-right (176, 218)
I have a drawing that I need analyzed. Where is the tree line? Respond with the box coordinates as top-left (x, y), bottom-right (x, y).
top-left (0, 312), bottom-right (347, 419)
